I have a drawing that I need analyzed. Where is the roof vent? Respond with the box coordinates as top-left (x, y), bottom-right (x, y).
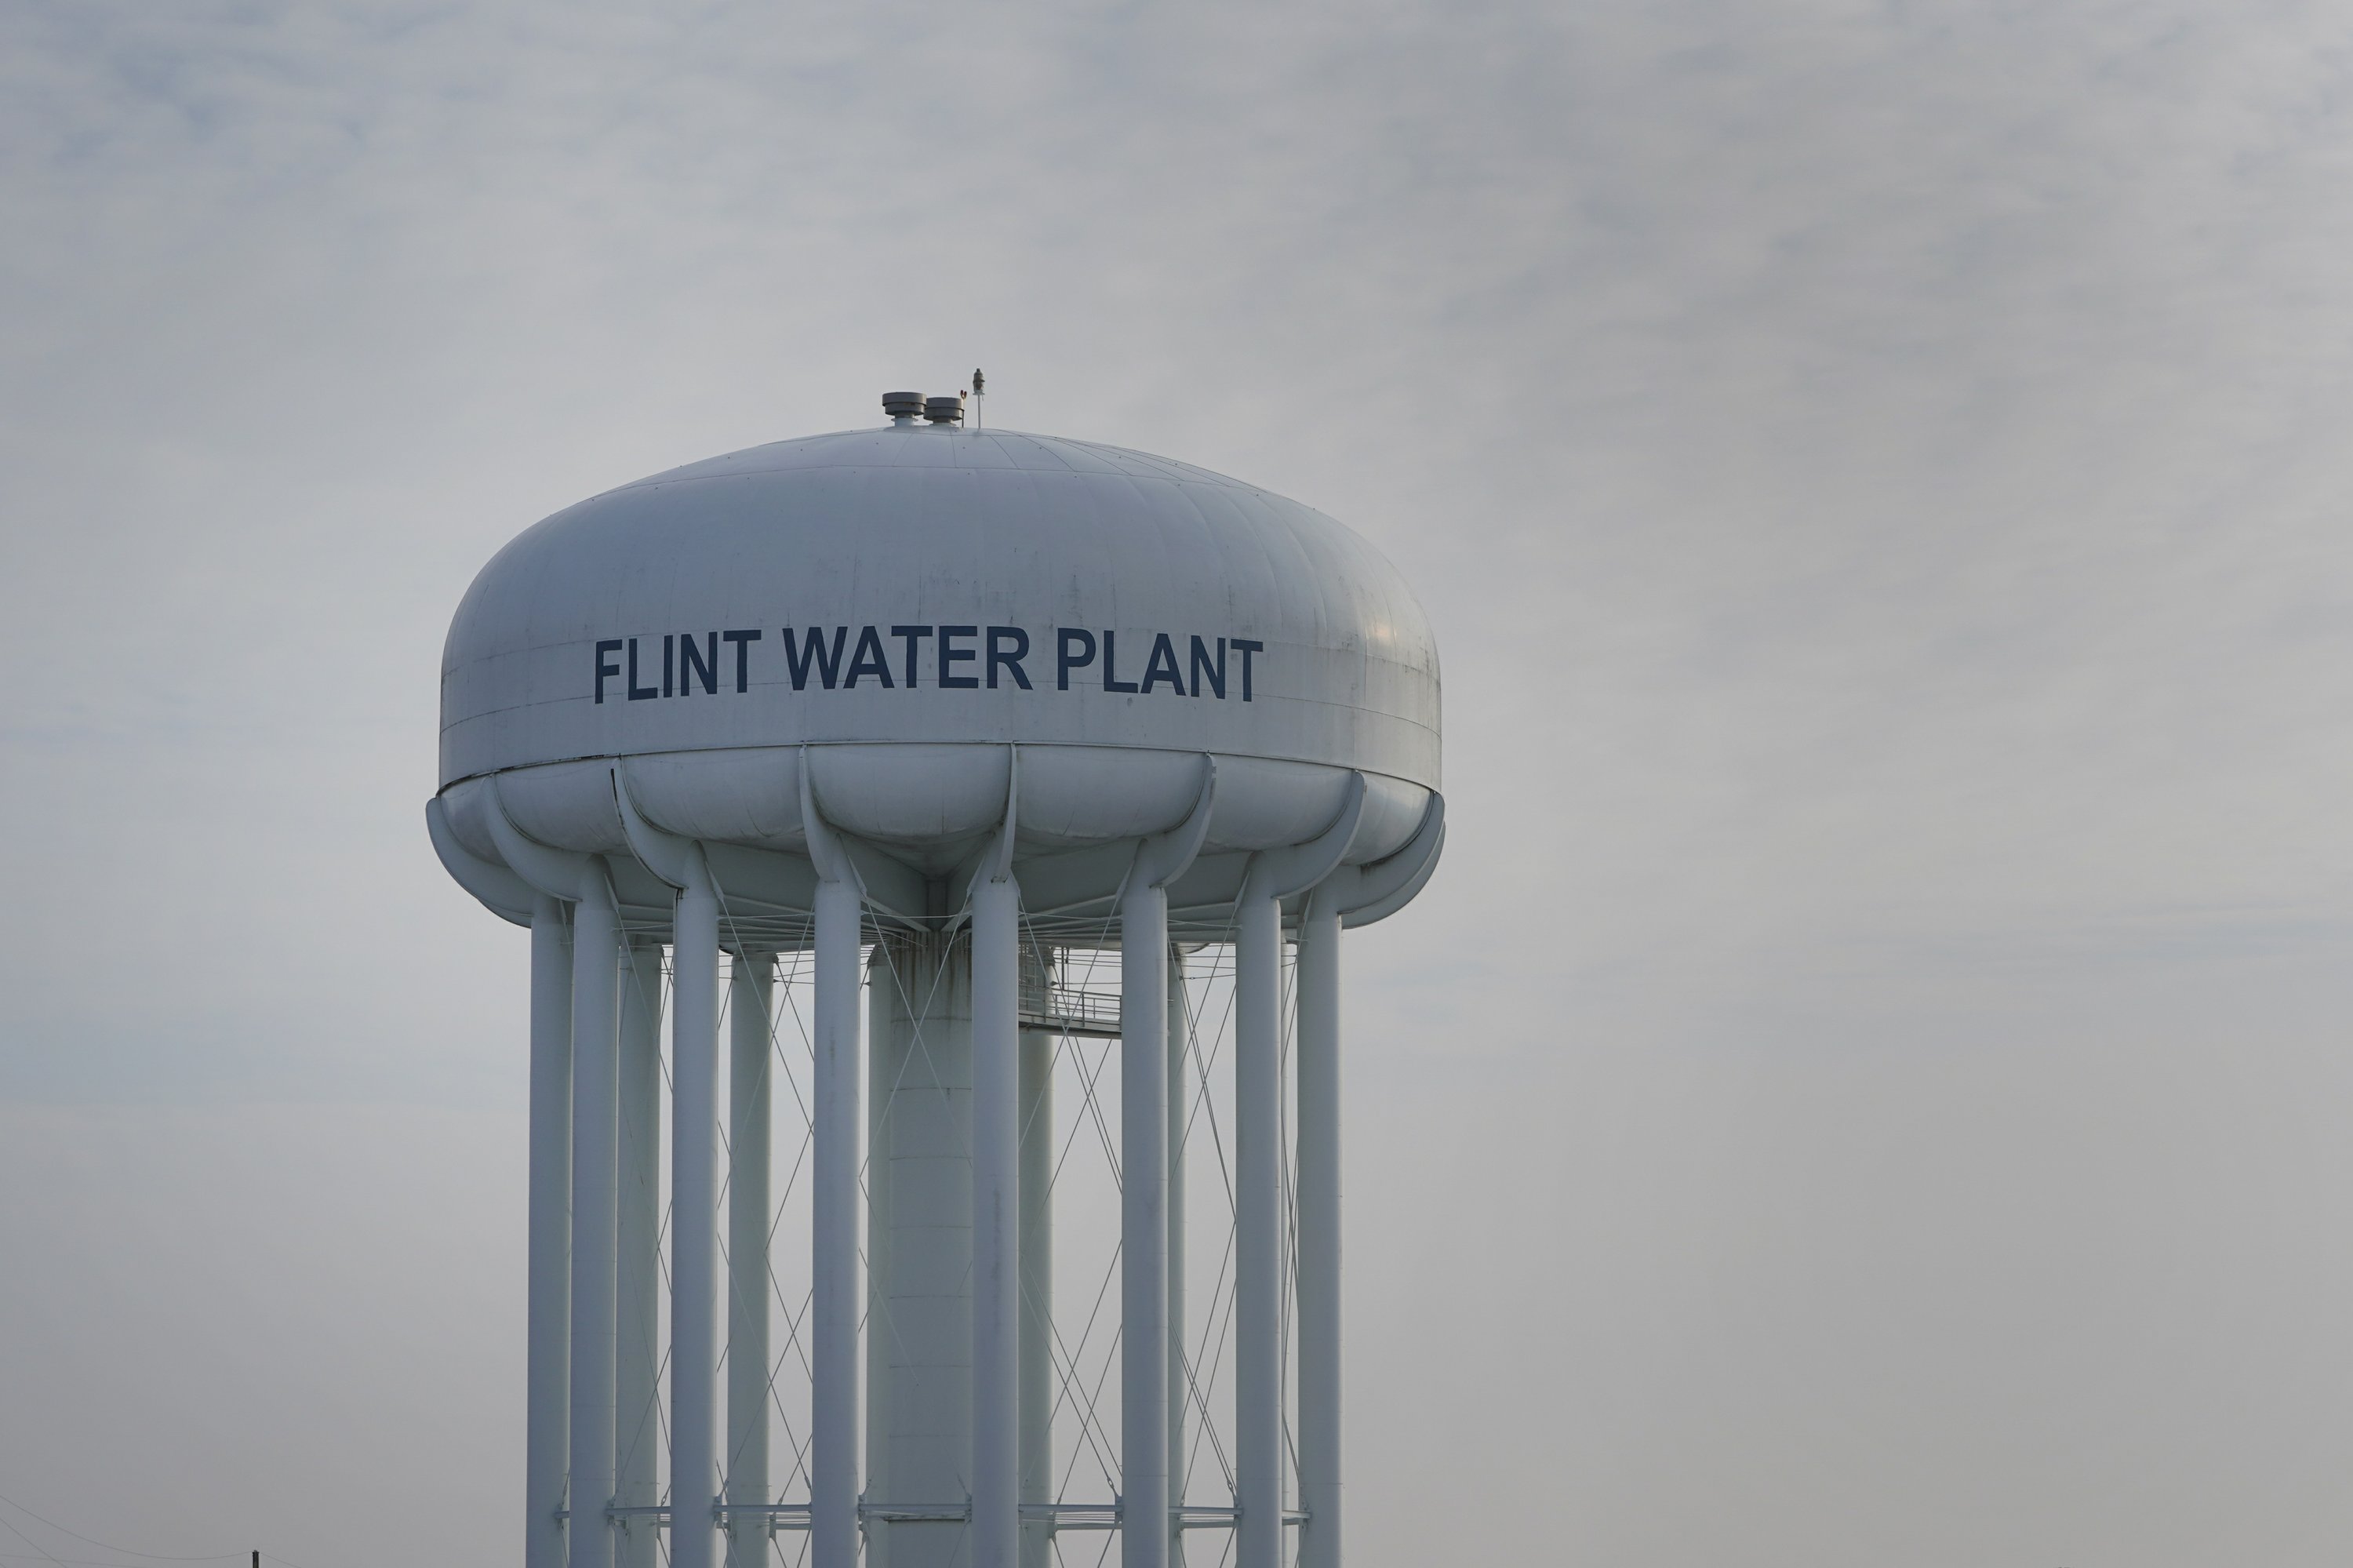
top-left (882, 391), bottom-right (925, 426)
top-left (924, 394), bottom-right (966, 427)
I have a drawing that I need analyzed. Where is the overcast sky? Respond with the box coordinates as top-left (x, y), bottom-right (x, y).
top-left (5, 2), bottom-right (2353, 1565)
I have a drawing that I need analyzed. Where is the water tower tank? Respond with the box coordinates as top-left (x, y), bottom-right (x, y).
top-left (428, 395), bottom-right (1445, 1568)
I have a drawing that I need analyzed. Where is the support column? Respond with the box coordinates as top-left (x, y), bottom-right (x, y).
top-left (1017, 987), bottom-right (1054, 1568)
top-left (864, 931), bottom-right (975, 1568)
top-left (527, 897), bottom-right (573, 1568)
top-left (616, 942), bottom-right (664, 1568)
top-left (970, 875), bottom-right (1022, 1568)
top-left (726, 951), bottom-right (776, 1566)
top-left (671, 852), bottom-right (723, 1568)
top-left (1166, 943), bottom-right (1189, 1556)
top-left (811, 876), bottom-right (864, 1568)
top-left (1121, 884), bottom-right (1171, 1568)
top-left (862, 944), bottom-right (896, 1568)
top-left (568, 868), bottom-right (621, 1568)
top-left (1234, 883), bottom-right (1284, 1568)
top-left (1296, 896), bottom-right (1342, 1568)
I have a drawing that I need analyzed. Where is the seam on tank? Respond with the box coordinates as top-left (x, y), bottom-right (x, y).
top-left (439, 736), bottom-right (1437, 796)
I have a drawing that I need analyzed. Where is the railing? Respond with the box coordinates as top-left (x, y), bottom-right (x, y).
top-left (564, 1500), bottom-right (1307, 1533)
top-left (1020, 983), bottom-right (1122, 1038)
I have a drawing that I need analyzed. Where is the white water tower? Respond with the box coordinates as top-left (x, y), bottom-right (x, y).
top-left (427, 391), bottom-right (1443, 1568)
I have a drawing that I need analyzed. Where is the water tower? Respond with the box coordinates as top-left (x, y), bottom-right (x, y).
top-left (427, 391), bottom-right (1444, 1568)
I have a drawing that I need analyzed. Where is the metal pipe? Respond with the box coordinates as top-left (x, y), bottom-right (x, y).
top-left (1166, 943), bottom-right (1188, 1563)
top-left (860, 943), bottom-right (894, 1568)
top-left (527, 897), bottom-right (573, 1568)
top-left (1295, 895), bottom-right (1341, 1568)
top-left (811, 876), bottom-right (864, 1568)
top-left (671, 851), bottom-right (723, 1568)
top-left (1121, 883), bottom-right (1171, 1568)
top-left (1234, 887), bottom-right (1283, 1568)
top-left (726, 951), bottom-right (776, 1567)
top-left (1018, 1003), bottom-right (1054, 1568)
top-left (969, 875), bottom-right (1022, 1568)
top-left (567, 868), bottom-right (621, 1568)
top-left (863, 926), bottom-right (976, 1568)
top-left (616, 940), bottom-right (664, 1568)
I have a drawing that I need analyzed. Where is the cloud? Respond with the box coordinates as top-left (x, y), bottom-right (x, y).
top-left (5, 2), bottom-right (2353, 1563)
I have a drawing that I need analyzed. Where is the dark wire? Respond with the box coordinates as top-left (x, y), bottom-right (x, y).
top-left (0, 1496), bottom-right (241, 1564)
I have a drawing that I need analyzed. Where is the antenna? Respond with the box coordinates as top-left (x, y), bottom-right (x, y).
top-left (971, 367), bottom-right (985, 429)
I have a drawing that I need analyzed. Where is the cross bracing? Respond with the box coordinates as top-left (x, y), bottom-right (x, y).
top-left (548, 891), bottom-right (1325, 1567)
top-left (431, 778), bottom-right (1435, 1568)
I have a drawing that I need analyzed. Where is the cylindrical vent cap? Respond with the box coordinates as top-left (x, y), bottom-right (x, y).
top-left (924, 395), bottom-right (965, 425)
top-left (882, 391), bottom-right (925, 420)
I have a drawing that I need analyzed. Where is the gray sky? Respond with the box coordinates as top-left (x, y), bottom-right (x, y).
top-left (5, 2), bottom-right (2353, 1564)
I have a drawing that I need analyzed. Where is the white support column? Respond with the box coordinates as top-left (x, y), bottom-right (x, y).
top-left (568, 868), bottom-right (621, 1568)
top-left (726, 951), bottom-right (776, 1566)
top-left (1166, 943), bottom-right (1188, 1558)
top-left (671, 849), bottom-right (723, 1568)
top-left (616, 942), bottom-right (664, 1568)
top-left (1017, 1010), bottom-right (1054, 1568)
top-left (1234, 883), bottom-right (1284, 1568)
top-left (811, 875), bottom-right (864, 1568)
top-left (860, 944), bottom-right (895, 1566)
top-left (1133, 759), bottom-right (1216, 1566)
top-left (1122, 882), bottom-right (1171, 1568)
top-left (528, 897), bottom-right (574, 1568)
top-left (1296, 894), bottom-right (1342, 1568)
top-left (970, 873), bottom-right (1021, 1568)
top-left (1235, 774), bottom-right (1361, 1568)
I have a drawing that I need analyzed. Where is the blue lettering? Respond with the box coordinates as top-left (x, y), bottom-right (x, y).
top-left (1189, 635), bottom-right (1225, 700)
top-left (987, 626), bottom-right (1032, 689)
top-left (783, 627), bottom-right (846, 689)
top-left (722, 629), bottom-right (761, 693)
top-left (1232, 638), bottom-right (1264, 702)
top-left (891, 624), bottom-right (935, 689)
top-left (680, 631), bottom-right (719, 696)
top-left (1057, 628), bottom-right (1096, 690)
top-left (1141, 632), bottom-right (1184, 694)
top-left (1102, 630), bottom-right (1140, 693)
top-left (604, 624), bottom-right (1253, 702)
top-left (845, 625), bottom-right (895, 688)
top-left (938, 624), bottom-right (980, 689)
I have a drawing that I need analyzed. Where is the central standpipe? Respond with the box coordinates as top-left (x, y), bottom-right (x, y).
top-left (865, 921), bottom-right (1049, 1568)
top-left (969, 873), bottom-right (1023, 1568)
top-left (867, 933), bottom-right (973, 1568)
